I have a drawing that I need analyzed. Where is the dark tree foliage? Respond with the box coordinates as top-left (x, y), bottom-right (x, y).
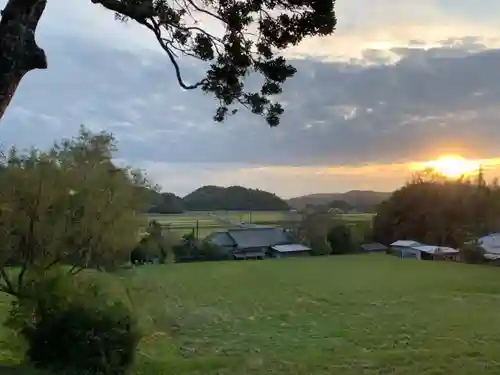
top-left (326, 224), bottom-right (355, 255)
top-left (146, 190), bottom-right (185, 213)
top-left (328, 200), bottom-right (353, 211)
top-left (0, 0), bottom-right (337, 125)
top-left (183, 185), bottom-right (289, 211)
top-left (308, 199), bottom-right (353, 214)
top-left (373, 172), bottom-right (500, 248)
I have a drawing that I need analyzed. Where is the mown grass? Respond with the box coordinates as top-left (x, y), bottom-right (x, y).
top-left (4, 254), bottom-right (500, 374)
top-left (126, 255), bottom-right (500, 374)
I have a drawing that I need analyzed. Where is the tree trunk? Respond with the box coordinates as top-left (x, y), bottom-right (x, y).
top-left (0, 0), bottom-right (47, 121)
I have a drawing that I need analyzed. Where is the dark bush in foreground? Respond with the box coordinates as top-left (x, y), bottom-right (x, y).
top-left (309, 236), bottom-right (331, 256)
top-left (7, 272), bottom-right (140, 375)
top-left (327, 224), bottom-right (356, 254)
top-left (460, 244), bottom-right (485, 264)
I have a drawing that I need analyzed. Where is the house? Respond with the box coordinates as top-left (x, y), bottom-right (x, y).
top-left (389, 240), bottom-right (423, 260)
top-left (475, 233), bottom-right (500, 260)
top-left (413, 245), bottom-right (459, 261)
top-left (360, 243), bottom-right (388, 253)
top-left (205, 227), bottom-right (311, 260)
top-left (389, 240), bottom-right (459, 261)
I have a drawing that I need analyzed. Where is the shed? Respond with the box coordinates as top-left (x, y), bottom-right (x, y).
top-left (476, 233), bottom-right (500, 260)
top-left (413, 245), bottom-right (459, 261)
top-left (269, 244), bottom-right (311, 258)
top-left (390, 240), bottom-right (423, 260)
top-left (360, 243), bottom-right (388, 253)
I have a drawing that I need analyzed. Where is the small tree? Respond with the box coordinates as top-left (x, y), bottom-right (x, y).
top-left (0, 126), bottom-right (151, 297)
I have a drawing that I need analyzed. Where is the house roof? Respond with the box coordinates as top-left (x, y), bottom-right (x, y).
top-left (271, 244), bottom-right (311, 253)
top-left (391, 240), bottom-right (422, 247)
top-left (413, 245), bottom-right (458, 255)
top-left (484, 253), bottom-right (500, 260)
top-left (477, 233), bottom-right (500, 255)
top-left (360, 243), bottom-right (387, 251)
top-left (227, 227), bottom-right (293, 248)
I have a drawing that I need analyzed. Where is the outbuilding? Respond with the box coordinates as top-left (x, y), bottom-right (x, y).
top-left (390, 240), bottom-right (423, 260)
top-left (360, 243), bottom-right (388, 253)
top-left (476, 233), bottom-right (500, 260)
top-left (413, 245), bottom-right (459, 261)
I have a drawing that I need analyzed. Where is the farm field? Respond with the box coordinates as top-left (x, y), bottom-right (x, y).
top-left (144, 211), bottom-right (374, 238)
top-left (2, 255), bottom-right (500, 374)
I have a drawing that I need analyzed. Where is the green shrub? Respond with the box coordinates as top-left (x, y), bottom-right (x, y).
top-left (460, 244), bottom-right (485, 264)
top-left (309, 236), bottom-right (331, 256)
top-left (327, 224), bottom-right (356, 254)
top-left (6, 271), bottom-right (141, 375)
top-left (199, 241), bottom-right (231, 260)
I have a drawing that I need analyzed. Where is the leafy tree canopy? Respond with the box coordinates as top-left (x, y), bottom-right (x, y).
top-left (0, 126), bottom-right (151, 297)
top-left (0, 0), bottom-right (337, 125)
top-left (373, 172), bottom-right (500, 248)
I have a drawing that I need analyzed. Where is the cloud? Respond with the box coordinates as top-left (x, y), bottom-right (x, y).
top-left (286, 0), bottom-right (500, 62)
top-left (2, 0), bottom-right (500, 196)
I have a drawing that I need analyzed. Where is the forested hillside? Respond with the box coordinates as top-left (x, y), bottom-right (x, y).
top-left (288, 190), bottom-right (391, 212)
top-left (146, 185), bottom-right (290, 213)
top-left (183, 186), bottom-right (290, 211)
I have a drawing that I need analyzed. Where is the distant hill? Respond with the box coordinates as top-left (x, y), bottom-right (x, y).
top-left (183, 185), bottom-right (290, 211)
top-left (287, 190), bottom-right (392, 212)
top-left (145, 190), bottom-right (185, 214)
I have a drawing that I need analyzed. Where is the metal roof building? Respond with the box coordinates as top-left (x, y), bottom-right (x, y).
top-left (206, 227), bottom-right (311, 260)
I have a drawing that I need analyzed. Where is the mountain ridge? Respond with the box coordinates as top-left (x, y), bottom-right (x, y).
top-left (287, 190), bottom-right (392, 212)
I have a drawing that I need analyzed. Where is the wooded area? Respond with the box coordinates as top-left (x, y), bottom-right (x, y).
top-left (373, 170), bottom-right (500, 248)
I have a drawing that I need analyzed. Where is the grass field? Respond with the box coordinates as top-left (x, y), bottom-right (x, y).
top-left (144, 211), bottom-right (374, 238)
top-left (2, 255), bottom-right (500, 374)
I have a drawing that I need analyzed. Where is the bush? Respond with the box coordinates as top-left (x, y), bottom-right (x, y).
top-left (309, 236), bottom-right (331, 256)
top-left (327, 224), bottom-right (356, 254)
top-left (199, 241), bottom-right (232, 261)
top-left (6, 271), bottom-right (141, 375)
top-left (459, 244), bottom-right (485, 264)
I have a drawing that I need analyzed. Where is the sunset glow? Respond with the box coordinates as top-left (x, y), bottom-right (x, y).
top-left (415, 155), bottom-right (481, 178)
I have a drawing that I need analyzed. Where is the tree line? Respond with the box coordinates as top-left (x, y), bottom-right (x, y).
top-left (372, 170), bottom-right (500, 248)
top-left (146, 185), bottom-right (290, 214)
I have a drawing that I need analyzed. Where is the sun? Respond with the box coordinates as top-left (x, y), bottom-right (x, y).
top-left (420, 155), bottom-right (480, 178)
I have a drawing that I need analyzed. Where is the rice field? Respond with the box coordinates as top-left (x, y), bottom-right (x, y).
top-left (144, 211), bottom-right (374, 239)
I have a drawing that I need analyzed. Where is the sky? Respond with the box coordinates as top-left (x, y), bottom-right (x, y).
top-left (1, 0), bottom-right (500, 198)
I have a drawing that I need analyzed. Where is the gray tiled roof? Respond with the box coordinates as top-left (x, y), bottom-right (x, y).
top-left (228, 227), bottom-right (292, 248)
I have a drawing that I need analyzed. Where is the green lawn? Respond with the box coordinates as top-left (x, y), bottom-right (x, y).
top-left (2, 255), bottom-right (500, 374)
top-left (130, 255), bottom-right (500, 374)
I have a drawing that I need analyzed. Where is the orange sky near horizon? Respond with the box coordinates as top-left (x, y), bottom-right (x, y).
top-left (222, 156), bottom-right (500, 196)
top-left (147, 155), bottom-right (500, 198)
